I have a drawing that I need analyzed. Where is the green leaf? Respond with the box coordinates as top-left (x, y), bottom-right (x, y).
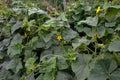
top-left (40, 50), bottom-right (53, 61)
top-left (83, 26), bottom-right (105, 38)
top-left (0, 51), bottom-right (5, 59)
top-left (72, 37), bottom-right (90, 50)
top-left (115, 24), bottom-right (120, 31)
top-left (33, 38), bottom-right (45, 48)
top-left (7, 45), bottom-right (22, 57)
top-left (28, 8), bottom-right (47, 16)
top-left (36, 72), bottom-right (55, 80)
top-left (24, 47), bottom-right (36, 62)
top-left (57, 56), bottom-right (68, 70)
top-left (10, 33), bottom-right (23, 46)
top-left (42, 56), bottom-right (56, 72)
top-left (43, 72), bottom-right (55, 80)
top-left (78, 16), bottom-right (98, 26)
top-left (88, 59), bottom-right (118, 80)
top-left (8, 74), bottom-right (20, 80)
top-left (11, 21), bottom-right (22, 34)
top-left (71, 54), bottom-right (92, 80)
top-left (52, 46), bottom-right (65, 55)
top-left (5, 58), bottom-right (23, 73)
top-left (105, 22), bottom-right (116, 27)
top-left (110, 68), bottom-right (120, 80)
top-left (25, 58), bottom-right (36, 74)
top-left (56, 71), bottom-right (73, 80)
top-left (26, 73), bottom-right (35, 80)
top-left (113, 52), bottom-right (120, 65)
top-left (41, 32), bottom-right (56, 43)
top-left (0, 68), bottom-right (11, 80)
top-left (36, 74), bottom-right (44, 80)
top-left (105, 6), bottom-right (120, 20)
top-left (27, 36), bottom-right (38, 46)
top-left (59, 13), bottom-right (68, 22)
top-left (0, 38), bottom-right (10, 48)
top-left (63, 29), bottom-right (78, 41)
top-left (108, 41), bottom-right (120, 52)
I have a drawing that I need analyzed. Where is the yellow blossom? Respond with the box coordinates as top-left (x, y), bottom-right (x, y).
top-left (96, 6), bottom-right (101, 14)
top-left (24, 32), bottom-right (27, 38)
top-left (94, 34), bottom-right (100, 40)
top-left (98, 43), bottom-right (105, 48)
top-left (57, 35), bottom-right (62, 41)
top-left (63, 41), bottom-right (67, 44)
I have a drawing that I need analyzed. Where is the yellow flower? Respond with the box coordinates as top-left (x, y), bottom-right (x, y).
top-left (24, 32), bottom-right (27, 38)
top-left (96, 6), bottom-right (101, 14)
top-left (63, 41), bottom-right (67, 44)
top-left (94, 34), bottom-right (100, 40)
top-left (98, 43), bottom-right (105, 48)
top-left (57, 35), bottom-right (62, 41)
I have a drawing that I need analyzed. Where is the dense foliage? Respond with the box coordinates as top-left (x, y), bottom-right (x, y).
top-left (0, 0), bottom-right (120, 80)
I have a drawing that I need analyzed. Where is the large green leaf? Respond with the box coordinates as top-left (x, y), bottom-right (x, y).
top-left (37, 72), bottom-right (55, 80)
top-left (25, 58), bottom-right (36, 74)
top-left (83, 26), bottom-right (105, 38)
top-left (63, 29), bottom-right (78, 41)
top-left (27, 36), bottom-right (38, 46)
top-left (110, 68), bottom-right (120, 80)
top-left (52, 46), bottom-right (65, 54)
top-left (33, 38), bottom-right (45, 48)
top-left (71, 54), bottom-right (92, 80)
top-left (41, 32), bottom-right (56, 43)
top-left (0, 38), bottom-right (10, 48)
top-left (0, 68), bottom-right (11, 80)
top-left (88, 59), bottom-right (118, 80)
top-left (72, 37), bottom-right (90, 50)
top-left (108, 41), bottom-right (120, 52)
top-left (56, 71), bottom-right (73, 80)
top-left (7, 44), bottom-right (22, 57)
top-left (28, 8), bottom-right (47, 16)
top-left (43, 72), bottom-right (55, 80)
top-left (38, 19), bottom-right (58, 31)
top-left (5, 58), bottom-right (23, 73)
top-left (78, 16), bottom-right (98, 26)
top-left (11, 21), bottom-right (22, 34)
top-left (26, 73), bottom-right (35, 80)
top-left (57, 56), bottom-right (68, 70)
top-left (105, 6), bottom-right (120, 20)
top-left (24, 47), bottom-right (36, 62)
top-left (105, 22), bottom-right (116, 27)
top-left (41, 56), bottom-right (56, 72)
top-left (40, 50), bottom-right (53, 61)
top-left (10, 33), bottom-right (23, 46)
